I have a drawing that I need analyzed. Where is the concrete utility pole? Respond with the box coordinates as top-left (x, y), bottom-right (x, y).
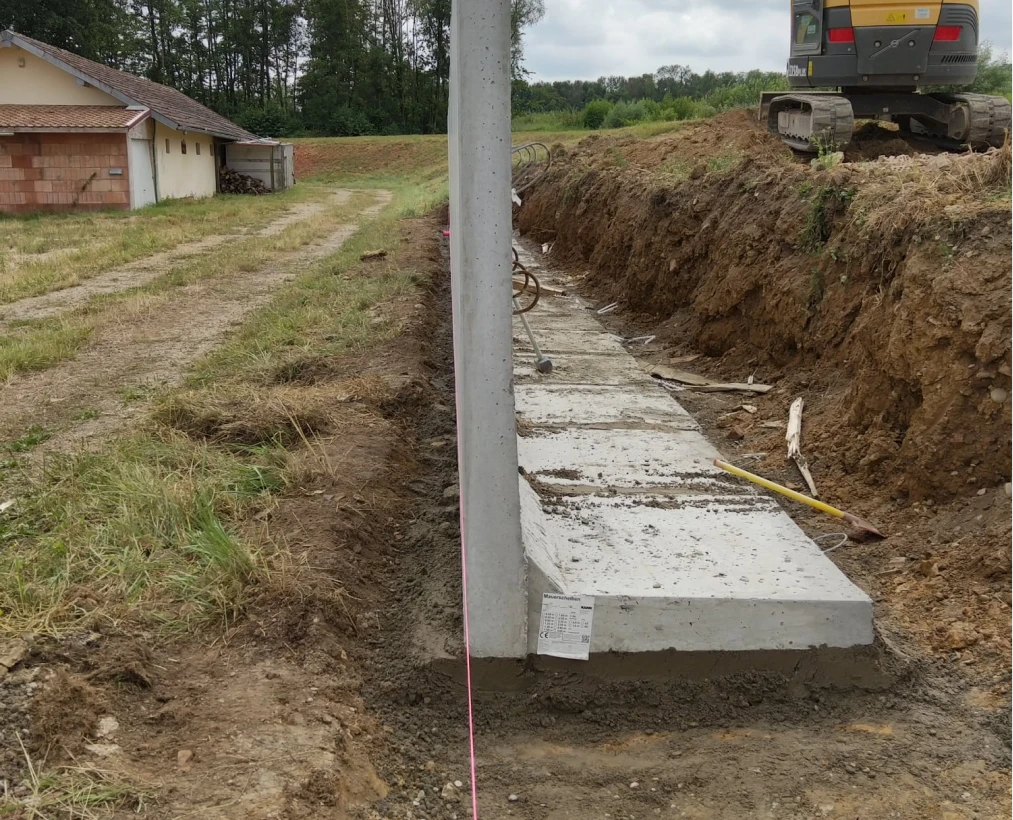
top-left (448, 0), bottom-right (527, 658)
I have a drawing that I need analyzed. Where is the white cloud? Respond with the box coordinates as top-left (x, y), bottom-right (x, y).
top-left (524, 0), bottom-right (1013, 80)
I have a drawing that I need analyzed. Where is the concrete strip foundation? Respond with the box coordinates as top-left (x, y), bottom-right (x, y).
top-left (513, 244), bottom-right (874, 656)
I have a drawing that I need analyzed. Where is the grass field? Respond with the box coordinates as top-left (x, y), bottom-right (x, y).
top-left (0, 189), bottom-right (378, 382)
top-left (0, 141), bottom-right (449, 639)
top-left (0, 186), bottom-right (332, 305)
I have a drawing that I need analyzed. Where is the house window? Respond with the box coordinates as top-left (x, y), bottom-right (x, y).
top-left (196, 142), bottom-right (201, 156)
top-left (165, 138), bottom-right (170, 153)
top-left (181, 140), bottom-right (187, 155)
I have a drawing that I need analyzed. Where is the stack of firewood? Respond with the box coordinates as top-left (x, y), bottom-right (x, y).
top-left (220, 166), bottom-right (269, 194)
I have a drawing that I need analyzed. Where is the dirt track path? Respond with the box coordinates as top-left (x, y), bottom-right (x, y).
top-left (0, 190), bottom-right (351, 328)
top-left (0, 189), bottom-right (390, 450)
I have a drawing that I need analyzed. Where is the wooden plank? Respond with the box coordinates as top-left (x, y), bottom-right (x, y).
top-left (512, 276), bottom-right (566, 296)
top-left (786, 397), bottom-right (818, 497)
top-left (649, 364), bottom-right (773, 393)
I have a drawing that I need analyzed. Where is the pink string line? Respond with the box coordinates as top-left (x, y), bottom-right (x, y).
top-left (458, 500), bottom-right (480, 819)
top-left (448, 223), bottom-right (480, 818)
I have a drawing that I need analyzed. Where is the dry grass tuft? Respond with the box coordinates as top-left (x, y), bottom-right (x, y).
top-left (155, 385), bottom-right (340, 445)
top-left (2, 731), bottom-right (150, 818)
top-left (270, 354), bottom-right (339, 385)
top-left (155, 377), bottom-right (397, 446)
top-left (951, 136), bottom-right (1012, 195)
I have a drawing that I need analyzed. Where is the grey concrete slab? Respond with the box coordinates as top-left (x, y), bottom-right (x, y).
top-left (514, 384), bottom-right (698, 429)
top-left (513, 243), bottom-right (874, 655)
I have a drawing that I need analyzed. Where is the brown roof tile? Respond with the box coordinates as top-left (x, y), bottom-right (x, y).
top-left (3, 30), bottom-right (257, 141)
top-left (0, 104), bottom-right (144, 129)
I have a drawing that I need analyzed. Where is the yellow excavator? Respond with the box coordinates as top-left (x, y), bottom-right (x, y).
top-left (760, 0), bottom-right (1011, 151)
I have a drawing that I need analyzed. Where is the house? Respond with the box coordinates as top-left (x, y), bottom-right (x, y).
top-left (0, 30), bottom-right (294, 214)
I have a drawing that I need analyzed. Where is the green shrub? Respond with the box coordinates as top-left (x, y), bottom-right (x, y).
top-left (235, 103), bottom-right (299, 137)
top-left (604, 100), bottom-right (647, 128)
top-left (328, 107), bottom-right (374, 137)
top-left (582, 99), bottom-right (612, 129)
top-left (513, 108), bottom-right (585, 131)
top-left (670, 96), bottom-right (697, 120)
top-left (701, 74), bottom-right (788, 112)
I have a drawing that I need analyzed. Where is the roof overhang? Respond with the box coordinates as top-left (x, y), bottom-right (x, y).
top-left (0, 107), bottom-right (149, 132)
top-left (0, 127), bottom-right (130, 133)
top-left (0, 31), bottom-right (242, 141)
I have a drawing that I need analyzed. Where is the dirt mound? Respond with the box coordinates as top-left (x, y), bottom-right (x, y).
top-left (555, 109), bottom-right (948, 176)
top-left (29, 668), bottom-right (106, 759)
top-left (556, 110), bottom-right (791, 175)
top-left (843, 121), bottom-right (939, 161)
top-left (519, 136), bottom-right (1011, 505)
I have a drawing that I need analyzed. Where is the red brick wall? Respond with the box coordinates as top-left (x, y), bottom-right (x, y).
top-left (0, 133), bottom-right (131, 214)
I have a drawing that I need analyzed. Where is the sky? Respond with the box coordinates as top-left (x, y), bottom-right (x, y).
top-left (523, 0), bottom-right (1013, 80)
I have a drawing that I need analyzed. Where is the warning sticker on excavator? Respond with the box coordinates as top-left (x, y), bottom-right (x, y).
top-left (885, 11), bottom-right (906, 22)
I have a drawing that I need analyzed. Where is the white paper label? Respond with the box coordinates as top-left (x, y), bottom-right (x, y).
top-left (536, 593), bottom-right (594, 659)
top-left (915, 7), bottom-right (930, 18)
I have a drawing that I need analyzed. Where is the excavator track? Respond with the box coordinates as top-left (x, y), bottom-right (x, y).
top-left (936, 93), bottom-right (1012, 148)
top-left (899, 92), bottom-right (1012, 150)
top-left (765, 94), bottom-right (855, 153)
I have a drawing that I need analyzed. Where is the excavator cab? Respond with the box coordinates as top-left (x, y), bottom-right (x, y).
top-left (790, 1), bottom-right (822, 59)
top-left (762, 0), bottom-right (1010, 151)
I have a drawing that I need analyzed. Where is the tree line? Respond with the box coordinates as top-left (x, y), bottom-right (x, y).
top-left (513, 66), bottom-right (787, 115)
top-left (512, 66), bottom-right (790, 129)
top-left (2, 3), bottom-right (1008, 137)
top-left (1, 0), bottom-right (544, 136)
top-left (513, 45), bottom-right (1012, 131)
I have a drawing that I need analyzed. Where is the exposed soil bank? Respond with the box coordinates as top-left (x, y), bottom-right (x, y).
top-left (519, 114), bottom-right (1012, 504)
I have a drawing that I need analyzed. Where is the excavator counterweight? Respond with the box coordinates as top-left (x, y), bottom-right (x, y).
top-left (763, 0), bottom-right (1011, 151)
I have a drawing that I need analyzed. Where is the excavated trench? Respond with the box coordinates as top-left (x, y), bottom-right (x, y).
top-left (517, 114), bottom-right (1012, 504)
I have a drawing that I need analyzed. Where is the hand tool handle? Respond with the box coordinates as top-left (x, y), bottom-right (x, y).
top-left (713, 459), bottom-right (846, 520)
